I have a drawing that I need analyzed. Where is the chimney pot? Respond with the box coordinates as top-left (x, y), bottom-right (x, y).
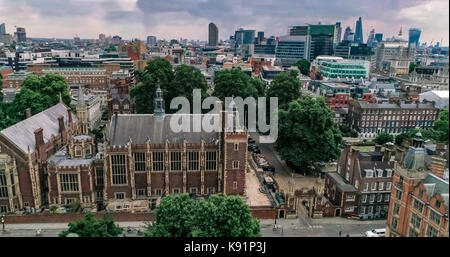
top-left (67, 108), bottom-right (73, 124)
top-left (58, 115), bottom-right (65, 133)
top-left (34, 128), bottom-right (44, 147)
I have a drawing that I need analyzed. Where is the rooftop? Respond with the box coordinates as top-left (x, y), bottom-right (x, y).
top-left (328, 172), bottom-right (358, 192)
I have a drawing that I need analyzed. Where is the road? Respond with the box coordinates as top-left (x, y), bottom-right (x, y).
top-left (249, 132), bottom-right (325, 196)
top-left (0, 221), bottom-right (149, 237)
top-left (260, 217), bottom-right (387, 237)
top-left (0, 218), bottom-right (387, 237)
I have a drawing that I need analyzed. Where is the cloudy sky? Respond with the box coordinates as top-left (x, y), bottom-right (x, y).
top-left (0, 0), bottom-right (448, 45)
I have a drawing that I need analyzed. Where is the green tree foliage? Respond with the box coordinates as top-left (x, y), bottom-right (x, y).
top-left (395, 133), bottom-right (409, 146)
top-left (409, 62), bottom-right (417, 73)
top-left (90, 128), bottom-right (104, 141)
top-left (130, 59), bottom-right (209, 114)
top-left (144, 194), bottom-right (260, 237)
top-left (0, 74), bottom-right (72, 130)
top-left (339, 124), bottom-right (358, 138)
top-left (212, 69), bottom-right (261, 101)
top-left (434, 108), bottom-right (449, 143)
top-left (374, 132), bottom-right (394, 145)
top-left (105, 44), bottom-right (117, 52)
top-left (295, 59), bottom-right (310, 76)
top-left (59, 212), bottom-right (123, 237)
top-left (277, 96), bottom-right (342, 172)
top-left (266, 70), bottom-right (302, 109)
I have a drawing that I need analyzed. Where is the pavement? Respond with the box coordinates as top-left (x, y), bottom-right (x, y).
top-left (0, 218), bottom-right (387, 237)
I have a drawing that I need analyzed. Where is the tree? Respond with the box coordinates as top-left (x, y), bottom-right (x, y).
top-left (395, 133), bottom-right (409, 146)
top-left (144, 194), bottom-right (260, 237)
top-left (170, 64), bottom-right (209, 111)
top-left (295, 59), bottom-right (310, 76)
top-left (409, 62), bottom-right (417, 73)
top-left (266, 70), bottom-right (302, 109)
top-left (59, 212), bottom-right (123, 237)
top-left (434, 108), bottom-right (449, 143)
top-left (277, 96), bottom-right (342, 172)
top-left (0, 74), bottom-right (72, 130)
top-left (212, 69), bottom-right (260, 101)
top-left (339, 124), bottom-right (358, 138)
top-left (374, 132), bottom-right (394, 145)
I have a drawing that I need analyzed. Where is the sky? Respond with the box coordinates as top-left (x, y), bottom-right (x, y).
top-left (0, 0), bottom-right (448, 46)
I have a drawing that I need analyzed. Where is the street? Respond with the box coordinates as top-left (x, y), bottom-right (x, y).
top-left (260, 217), bottom-right (387, 237)
top-left (0, 217), bottom-right (387, 237)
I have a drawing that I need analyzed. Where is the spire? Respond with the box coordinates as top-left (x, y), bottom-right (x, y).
top-left (398, 26), bottom-right (402, 37)
top-left (154, 86), bottom-right (165, 118)
top-left (77, 85), bottom-right (85, 107)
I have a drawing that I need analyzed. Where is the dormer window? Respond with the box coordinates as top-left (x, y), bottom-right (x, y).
top-left (75, 146), bottom-right (82, 157)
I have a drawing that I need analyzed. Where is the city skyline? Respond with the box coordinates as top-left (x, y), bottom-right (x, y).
top-left (0, 0), bottom-right (448, 46)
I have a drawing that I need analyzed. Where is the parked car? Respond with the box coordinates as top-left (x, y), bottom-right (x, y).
top-left (364, 228), bottom-right (386, 237)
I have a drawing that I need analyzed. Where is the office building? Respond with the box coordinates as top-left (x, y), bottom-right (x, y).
top-left (257, 31), bottom-right (264, 44)
top-left (374, 40), bottom-right (413, 76)
top-left (15, 27), bottom-right (26, 43)
top-left (367, 29), bottom-right (377, 48)
top-left (308, 25), bottom-right (335, 62)
top-left (343, 27), bottom-right (352, 41)
top-left (289, 26), bottom-right (308, 36)
top-left (354, 17), bottom-right (363, 44)
top-left (208, 22), bottom-right (219, 46)
top-left (99, 34), bottom-right (106, 44)
top-left (408, 28), bottom-right (421, 48)
top-left (334, 41), bottom-right (373, 60)
top-left (234, 28), bottom-right (244, 46)
top-left (375, 33), bottom-right (383, 43)
top-left (0, 23), bottom-right (5, 35)
top-left (147, 36), bottom-right (157, 46)
top-left (334, 22), bottom-right (342, 45)
top-left (243, 30), bottom-right (255, 45)
top-left (311, 56), bottom-right (370, 79)
top-left (275, 35), bottom-right (309, 66)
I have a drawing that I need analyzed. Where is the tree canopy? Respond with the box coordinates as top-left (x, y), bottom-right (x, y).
top-left (374, 132), bottom-right (394, 145)
top-left (212, 68), bottom-right (263, 101)
top-left (130, 59), bottom-right (208, 114)
top-left (144, 194), bottom-right (260, 237)
top-left (295, 59), bottom-right (310, 76)
top-left (59, 212), bottom-right (123, 237)
top-left (0, 73), bottom-right (72, 130)
top-left (277, 96), bottom-right (342, 172)
top-left (266, 70), bottom-right (302, 109)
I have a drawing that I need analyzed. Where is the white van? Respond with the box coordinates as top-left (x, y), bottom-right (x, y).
top-left (364, 228), bottom-right (386, 237)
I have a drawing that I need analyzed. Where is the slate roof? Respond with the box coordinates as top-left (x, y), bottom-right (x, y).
top-left (328, 172), bottom-right (358, 192)
top-left (108, 114), bottom-right (220, 146)
top-left (47, 148), bottom-right (95, 168)
top-left (421, 173), bottom-right (449, 210)
top-left (0, 103), bottom-right (77, 153)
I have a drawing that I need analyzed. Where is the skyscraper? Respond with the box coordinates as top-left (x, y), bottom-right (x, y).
top-left (147, 36), bottom-right (157, 46)
top-left (15, 27), bottom-right (26, 42)
top-left (408, 28), bottom-right (421, 48)
top-left (257, 31), bottom-right (264, 44)
top-left (242, 30), bottom-right (255, 44)
top-left (375, 33), bottom-right (383, 42)
top-left (366, 29), bottom-right (376, 48)
top-left (334, 22), bottom-right (342, 44)
top-left (234, 28), bottom-right (244, 46)
top-left (354, 17), bottom-right (363, 44)
top-left (208, 22), bottom-right (219, 46)
top-left (308, 24), bottom-right (335, 62)
top-left (0, 23), bottom-right (5, 35)
top-left (343, 26), bottom-right (352, 41)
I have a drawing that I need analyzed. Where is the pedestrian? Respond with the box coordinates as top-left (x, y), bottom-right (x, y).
top-left (346, 234), bottom-right (350, 237)
top-left (339, 231), bottom-right (342, 237)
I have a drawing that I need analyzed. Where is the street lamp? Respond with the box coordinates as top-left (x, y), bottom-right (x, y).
top-left (1, 214), bottom-right (5, 232)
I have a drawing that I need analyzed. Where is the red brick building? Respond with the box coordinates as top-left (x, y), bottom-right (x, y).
top-left (0, 103), bottom-right (79, 212)
top-left (386, 135), bottom-right (449, 237)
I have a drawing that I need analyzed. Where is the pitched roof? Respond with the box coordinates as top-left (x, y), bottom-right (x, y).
top-left (108, 114), bottom-right (219, 146)
top-left (327, 172), bottom-right (358, 192)
top-left (421, 173), bottom-right (449, 210)
top-left (0, 103), bottom-right (77, 153)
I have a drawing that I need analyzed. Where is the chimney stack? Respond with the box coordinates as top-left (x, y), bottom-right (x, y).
top-left (26, 108), bottom-right (31, 118)
top-left (429, 156), bottom-right (446, 179)
top-left (58, 115), bottom-right (65, 133)
top-left (67, 108), bottom-right (73, 124)
top-left (34, 128), bottom-right (44, 147)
